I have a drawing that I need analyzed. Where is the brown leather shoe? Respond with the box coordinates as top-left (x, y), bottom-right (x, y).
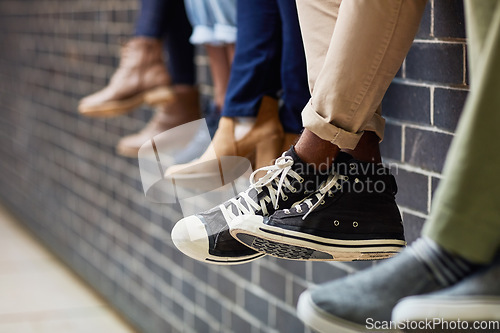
top-left (164, 96), bottom-right (285, 190)
top-left (116, 86), bottom-right (201, 158)
top-left (78, 37), bottom-right (174, 117)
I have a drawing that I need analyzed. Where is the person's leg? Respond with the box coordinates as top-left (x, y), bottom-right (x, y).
top-left (222, 0), bottom-right (282, 118)
top-left (295, 0), bottom-right (426, 168)
top-left (78, 0), bottom-right (175, 117)
top-left (162, 0), bottom-right (196, 86)
top-left (227, 0), bottom-right (425, 259)
top-left (205, 45), bottom-right (232, 110)
top-left (393, 5), bottom-right (500, 315)
top-left (116, 0), bottom-right (201, 158)
top-left (166, 0), bottom-right (285, 174)
top-left (422, 0), bottom-right (500, 265)
top-left (134, 0), bottom-right (169, 38)
top-left (276, 0), bottom-right (310, 138)
top-left (295, 2), bottom-right (500, 331)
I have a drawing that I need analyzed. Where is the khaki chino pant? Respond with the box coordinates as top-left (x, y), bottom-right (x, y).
top-left (296, 0), bottom-right (427, 149)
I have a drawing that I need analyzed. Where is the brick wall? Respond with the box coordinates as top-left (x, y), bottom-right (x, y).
top-left (0, 1), bottom-right (467, 332)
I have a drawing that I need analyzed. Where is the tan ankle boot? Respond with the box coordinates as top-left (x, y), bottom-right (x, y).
top-left (116, 86), bottom-right (201, 158)
top-left (78, 37), bottom-right (174, 117)
top-left (165, 96), bottom-right (285, 188)
top-left (281, 133), bottom-right (300, 151)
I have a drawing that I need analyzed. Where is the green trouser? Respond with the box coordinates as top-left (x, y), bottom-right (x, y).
top-left (422, 0), bottom-right (500, 264)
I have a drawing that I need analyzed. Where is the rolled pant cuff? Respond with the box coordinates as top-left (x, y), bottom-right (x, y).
top-left (302, 101), bottom-right (362, 149)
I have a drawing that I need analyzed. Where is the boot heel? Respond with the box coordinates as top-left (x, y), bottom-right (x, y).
top-left (255, 135), bottom-right (284, 170)
top-left (144, 86), bottom-right (175, 106)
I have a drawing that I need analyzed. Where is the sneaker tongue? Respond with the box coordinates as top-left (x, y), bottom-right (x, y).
top-left (283, 146), bottom-right (302, 162)
top-left (334, 152), bottom-right (354, 164)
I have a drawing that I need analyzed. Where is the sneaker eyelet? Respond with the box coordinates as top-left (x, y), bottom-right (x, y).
top-left (321, 200), bottom-right (325, 205)
top-left (283, 195), bottom-right (288, 201)
top-left (336, 184), bottom-right (342, 190)
top-left (349, 163), bottom-right (356, 169)
top-left (355, 178), bottom-right (360, 183)
top-left (353, 221), bottom-right (359, 228)
top-left (299, 178), bottom-right (304, 183)
top-left (334, 220), bottom-right (340, 226)
top-left (291, 188), bottom-right (297, 193)
top-left (343, 176), bottom-right (349, 181)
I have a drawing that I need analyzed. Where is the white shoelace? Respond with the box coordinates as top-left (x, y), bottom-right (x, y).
top-left (284, 173), bottom-right (347, 220)
top-left (219, 155), bottom-right (304, 224)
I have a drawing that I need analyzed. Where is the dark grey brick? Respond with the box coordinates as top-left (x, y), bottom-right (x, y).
top-left (245, 289), bottom-right (269, 323)
top-left (434, 88), bottom-right (467, 131)
top-left (275, 307), bottom-right (305, 333)
top-left (394, 169), bottom-right (428, 213)
top-left (193, 262), bottom-right (209, 282)
top-left (231, 313), bottom-right (253, 333)
top-left (380, 123), bottom-right (402, 161)
top-left (312, 263), bottom-right (349, 284)
top-left (216, 273), bottom-right (237, 302)
top-left (276, 260), bottom-right (307, 279)
top-left (344, 261), bottom-right (374, 271)
top-left (292, 280), bottom-right (307, 307)
top-left (406, 43), bottom-right (464, 84)
top-left (260, 265), bottom-right (286, 300)
top-left (416, 1), bottom-right (432, 39)
top-left (195, 315), bottom-right (211, 333)
top-left (404, 127), bottom-right (453, 173)
top-left (402, 213), bottom-right (426, 244)
top-left (434, 0), bottom-right (466, 39)
top-left (230, 262), bottom-right (253, 281)
top-left (205, 294), bottom-right (223, 322)
top-left (182, 280), bottom-right (196, 302)
top-left (431, 177), bottom-right (441, 202)
top-left (383, 83), bottom-right (430, 125)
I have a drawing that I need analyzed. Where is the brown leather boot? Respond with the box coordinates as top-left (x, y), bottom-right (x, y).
top-left (116, 86), bottom-right (201, 158)
top-left (78, 37), bottom-right (174, 117)
top-left (164, 96), bottom-right (285, 190)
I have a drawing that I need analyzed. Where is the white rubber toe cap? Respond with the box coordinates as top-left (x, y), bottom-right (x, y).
top-left (171, 215), bottom-right (210, 262)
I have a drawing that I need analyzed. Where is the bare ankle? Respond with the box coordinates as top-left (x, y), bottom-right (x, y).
top-left (342, 131), bottom-right (381, 163)
top-left (294, 129), bottom-right (339, 171)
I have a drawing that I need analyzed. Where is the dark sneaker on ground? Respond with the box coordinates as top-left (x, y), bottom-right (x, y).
top-left (171, 147), bottom-right (329, 265)
top-left (230, 153), bottom-right (406, 261)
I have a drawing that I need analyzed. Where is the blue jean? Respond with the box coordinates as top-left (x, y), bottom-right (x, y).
top-left (184, 0), bottom-right (237, 45)
top-left (222, 0), bottom-right (310, 134)
top-left (135, 0), bottom-right (196, 85)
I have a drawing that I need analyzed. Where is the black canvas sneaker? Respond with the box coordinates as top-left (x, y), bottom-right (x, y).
top-left (171, 147), bottom-right (329, 265)
top-left (230, 153), bottom-right (406, 261)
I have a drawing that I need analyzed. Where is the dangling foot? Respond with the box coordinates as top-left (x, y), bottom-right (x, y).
top-left (78, 37), bottom-right (174, 117)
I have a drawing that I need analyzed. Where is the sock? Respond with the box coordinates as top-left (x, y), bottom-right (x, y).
top-left (234, 117), bottom-right (256, 141)
top-left (410, 237), bottom-right (480, 287)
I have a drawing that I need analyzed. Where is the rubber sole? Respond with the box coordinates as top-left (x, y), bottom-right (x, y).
top-left (230, 216), bottom-right (405, 261)
top-left (392, 296), bottom-right (500, 323)
top-left (79, 86), bottom-right (174, 117)
top-left (297, 290), bottom-right (369, 333)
